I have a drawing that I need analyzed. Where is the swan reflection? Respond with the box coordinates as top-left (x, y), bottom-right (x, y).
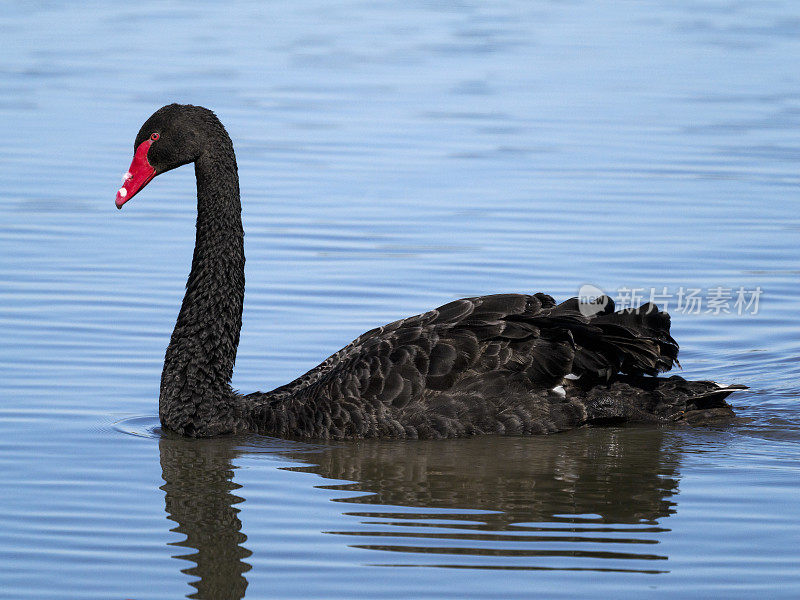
top-left (159, 427), bottom-right (682, 597)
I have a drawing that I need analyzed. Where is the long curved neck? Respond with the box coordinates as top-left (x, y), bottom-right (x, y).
top-left (159, 139), bottom-right (247, 437)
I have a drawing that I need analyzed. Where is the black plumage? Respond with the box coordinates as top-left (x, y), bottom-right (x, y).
top-left (117, 104), bottom-right (745, 439)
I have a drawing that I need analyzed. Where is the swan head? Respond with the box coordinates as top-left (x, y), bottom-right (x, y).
top-left (115, 104), bottom-right (224, 208)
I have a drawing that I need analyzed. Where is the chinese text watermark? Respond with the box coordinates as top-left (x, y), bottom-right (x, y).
top-left (577, 284), bottom-right (762, 317)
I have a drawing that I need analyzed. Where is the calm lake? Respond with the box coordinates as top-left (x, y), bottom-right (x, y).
top-left (1, 1), bottom-right (799, 598)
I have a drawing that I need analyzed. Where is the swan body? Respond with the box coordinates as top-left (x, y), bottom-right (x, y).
top-left (116, 104), bottom-right (744, 439)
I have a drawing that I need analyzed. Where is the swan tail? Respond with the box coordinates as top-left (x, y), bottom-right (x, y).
top-left (564, 375), bottom-right (747, 426)
top-left (679, 381), bottom-right (748, 424)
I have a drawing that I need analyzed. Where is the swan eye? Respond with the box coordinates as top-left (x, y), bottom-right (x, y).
top-left (150, 132), bottom-right (160, 141)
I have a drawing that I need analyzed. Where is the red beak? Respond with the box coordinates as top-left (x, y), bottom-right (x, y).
top-left (115, 138), bottom-right (157, 209)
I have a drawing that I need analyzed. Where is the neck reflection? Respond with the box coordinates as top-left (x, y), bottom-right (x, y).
top-left (159, 436), bottom-right (251, 599)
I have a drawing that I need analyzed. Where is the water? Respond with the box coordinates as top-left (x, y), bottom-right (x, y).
top-left (1, 1), bottom-right (799, 598)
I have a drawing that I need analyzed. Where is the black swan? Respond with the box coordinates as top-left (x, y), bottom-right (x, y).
top-left (115, 104), bottom-right (745, 439)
